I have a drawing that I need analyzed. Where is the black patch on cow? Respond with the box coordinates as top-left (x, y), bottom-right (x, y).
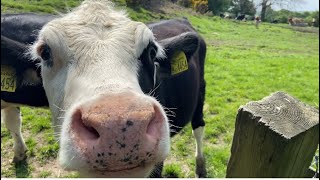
top-left (1, 35), bottom-right (49, 107)
top-left (138, 41), bottom-right (159, 94)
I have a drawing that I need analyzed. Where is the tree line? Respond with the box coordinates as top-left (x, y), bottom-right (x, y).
top-left (125, 0), bottom-right (319, 26)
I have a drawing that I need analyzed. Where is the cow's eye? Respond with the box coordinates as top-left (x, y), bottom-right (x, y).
top-left (38, 44), bottom-right (52, 61)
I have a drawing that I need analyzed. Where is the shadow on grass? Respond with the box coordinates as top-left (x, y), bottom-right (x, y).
top-left (163, 173), bottom-right (180, 178)
top-left (15, 159), bottom-right (30, 178)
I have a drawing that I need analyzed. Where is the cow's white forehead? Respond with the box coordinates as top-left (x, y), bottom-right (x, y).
top-left (35, 0), bottom-right (165, 65)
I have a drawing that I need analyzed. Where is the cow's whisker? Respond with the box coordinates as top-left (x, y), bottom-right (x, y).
top-left (166, 114), bottom-right (176, 117)
top-left (148, 82), bottom-right (162, 96)
top-left (168, 124), bottom-right (183, 129)
top-left (53, 104), bottom-right (66, 112)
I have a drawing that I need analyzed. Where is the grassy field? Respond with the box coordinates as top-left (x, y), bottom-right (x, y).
top-left (1, 0), bottom-right (319, 178)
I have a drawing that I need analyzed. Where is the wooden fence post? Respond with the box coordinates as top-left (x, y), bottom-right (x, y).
top-left (226, 91), bottom-right (319, 177)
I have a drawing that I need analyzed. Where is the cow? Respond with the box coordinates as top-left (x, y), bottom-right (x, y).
top-left (224, 13), bottom-right (235, 19)
top-left (312, 18), bottom-right (316, 27)
top-left (288, 17), bottom-right (306, 26)
top-left (235, 14), bottom-right (246, 21)
top-left (1, 0), bottom-right (207, 178)
top-left (1, 13), bottom-right (56, 162)
top-left (255, 16), bottom-right (261, 29)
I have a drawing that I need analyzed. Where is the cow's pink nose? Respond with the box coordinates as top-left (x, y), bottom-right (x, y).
top-left (70, 93), bottom-right (165, 171)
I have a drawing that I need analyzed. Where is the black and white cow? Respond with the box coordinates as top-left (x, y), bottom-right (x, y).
top-left (1, 13), bottom-right (55, 162)
top-left (1, 0), bottom-right (207, 178)
top-left (235, 14), bottom-right (246, 21)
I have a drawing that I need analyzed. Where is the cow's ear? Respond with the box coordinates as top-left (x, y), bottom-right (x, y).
top-left (1, 35), bottom-right (28, 66)
top-left (156, 32), bottom-right (200, 78)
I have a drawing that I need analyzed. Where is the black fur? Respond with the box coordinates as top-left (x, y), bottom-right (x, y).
top-left (1, 14), bottom-right (55, 107)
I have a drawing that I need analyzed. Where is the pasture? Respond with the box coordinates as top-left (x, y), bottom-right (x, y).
top-left (1, 0), bottom-right (319, 178)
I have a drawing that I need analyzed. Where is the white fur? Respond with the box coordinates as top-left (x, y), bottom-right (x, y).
top-left (192, 126), bottom-right (204, 158)
top-left (1, 100), bottom-right (27, 161)
top-left (29, 0), bottom-right (169, 177)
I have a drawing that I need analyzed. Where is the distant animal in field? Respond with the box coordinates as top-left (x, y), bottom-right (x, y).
top-left (271, 19), bottom-right (278, 24)
top-left (288, 17), bottom-right (307, 26)
top-left (224, 13), bottom-right (235, 19)
top-left (255, 16), bottom-right (261, 28)
top-left (235, 14), bottom-right (246, 21)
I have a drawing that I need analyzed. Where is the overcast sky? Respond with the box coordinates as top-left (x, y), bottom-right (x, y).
top-left (285, 0), bottom-right (319, 11)
top-left (254, 0), bottom-right (319, 12)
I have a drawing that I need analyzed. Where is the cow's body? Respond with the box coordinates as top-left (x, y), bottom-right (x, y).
top-left (255, 16), bottom-right (261, 29)
top-left (1, 13), bottom-right (56, 108)
top-left (1, 1), bottom-right (206, 178)
top-left (235, 14), bottom-right (246, 21)
top-left (148, 18), bottom-right (206, 135)
top-left (1, 13), bottom-right (56, 43)
top-left (288, 17), bottom-right (306, 26)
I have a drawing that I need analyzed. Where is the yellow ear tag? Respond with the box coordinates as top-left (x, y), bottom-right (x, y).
top-left (1, 66), bottom-right (17, 92)
top-left (171, 51), bottom-right (188, 75)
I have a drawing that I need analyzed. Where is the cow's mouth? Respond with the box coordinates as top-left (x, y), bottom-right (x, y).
top-left (94, 164), bottom-right (141, 173)
top-left (84, 163), bottom-right (154, 177)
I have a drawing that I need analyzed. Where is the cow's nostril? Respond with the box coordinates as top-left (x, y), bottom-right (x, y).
top-left (83, 123), bottom-right (100, 139)
top-left (71, 109), bottom-right (100, 141)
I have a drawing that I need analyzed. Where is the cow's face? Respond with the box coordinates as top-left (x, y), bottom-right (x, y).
top-left (30, 0), bottom-right (199, 178)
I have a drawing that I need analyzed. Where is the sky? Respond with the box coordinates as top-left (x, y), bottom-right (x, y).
top-left (283, 0), bottom-right (319, 12)
top-left (254, 0), bottom-right (319, 12)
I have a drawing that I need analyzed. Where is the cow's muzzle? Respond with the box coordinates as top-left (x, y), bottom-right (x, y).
top-left (69, 92), bottom-right (167, 174)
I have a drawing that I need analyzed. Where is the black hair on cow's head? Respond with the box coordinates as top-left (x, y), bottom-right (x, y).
top-left (138, 32), bottom-right (200, 95)
top-left (138, 41), bottom-right (160, 94)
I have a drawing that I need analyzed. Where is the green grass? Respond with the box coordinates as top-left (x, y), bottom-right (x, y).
top-left (1, 0), bottom-right (81, 13)
top-left (1, 0), bottom-right (319, 178)
top-left (163, 164), bottom-right (183, 178)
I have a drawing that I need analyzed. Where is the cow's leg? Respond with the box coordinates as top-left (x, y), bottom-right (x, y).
top-left (192, 126), bottom-right (206, 178)
top-left (191, 81), bottom-right (207, 178)
top-left (2, 107), bottom-right (28, 162)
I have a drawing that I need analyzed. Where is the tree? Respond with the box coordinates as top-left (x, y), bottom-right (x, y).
top-left (229, 0), bottom-right (256, 16)
top-left (256, 0), bottom-right (303, 21)
top-left (192, 0), bottom-right (209, 14)
top-left (264, 6), bottom-right (275, 22)
top-left (177, 0), bottom-right (193, 8)
top-left (126, 0), bottom-right (139, 7)
top-left (208, 0), bottom-right (231, 15)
